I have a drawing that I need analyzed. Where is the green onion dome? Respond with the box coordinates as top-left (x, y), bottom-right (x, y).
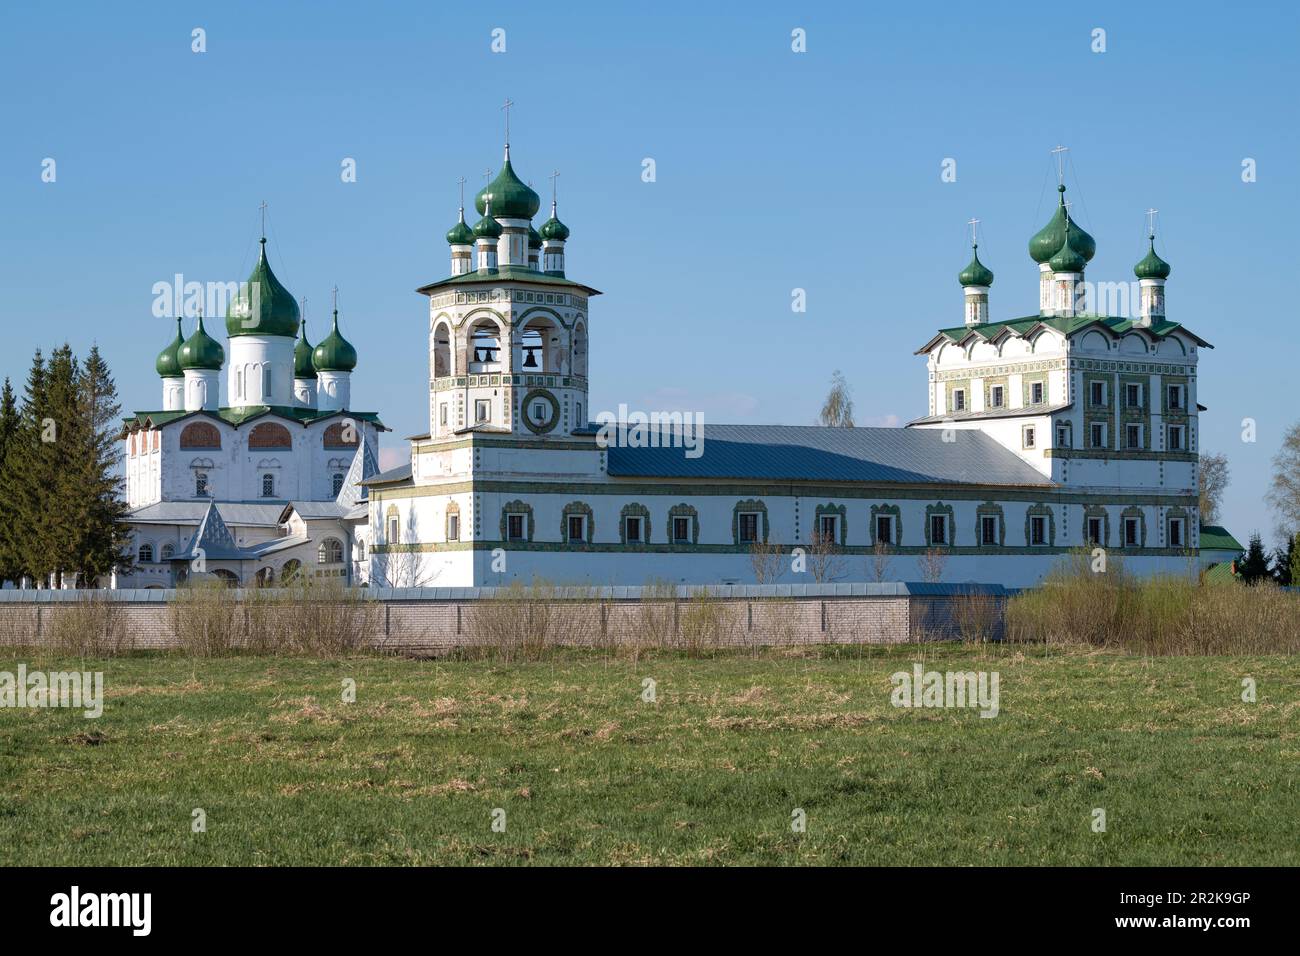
top-left (294, 322), bottom-right (317, 378)
top-left (473, 207), bottom-right (503, 240)
top-left (446, 209), bottom-right (475, 246)
top-left (155, 317), bottom-right (185, 377)
top-left (1049, 225), bottom-right (1087, 273)
top-left (1029, 185), bottom-right (1096, 265)
top-left (539, 208), bottom-right (570, 241)
top-left (528, 225), bottom-right (543, 250)
top-left (1133, 236), bottom-right (1171, 280)
top-left (474, 148), bottom-right (541, 220)
top-left (178, 316), bottom-right (225, 371)
top-left (226, 239), bottom-right (301, 338)
top-left (312, 310), bottom-right (357, 372)
top-left (958, 245), bottom-right (994, 287)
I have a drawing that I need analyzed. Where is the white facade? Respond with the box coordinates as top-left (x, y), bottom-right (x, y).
top-left (364, 149), bottom-right (1214, 590)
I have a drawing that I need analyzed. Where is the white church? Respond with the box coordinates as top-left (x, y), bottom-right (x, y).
top-left (118, 138), bottom-right (1217, 590)
top-left (119, 237), bottom-right (384, 588)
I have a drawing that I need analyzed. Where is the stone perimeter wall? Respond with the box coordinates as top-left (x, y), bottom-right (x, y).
top-left (0, 587), bottom-right (1006, 655)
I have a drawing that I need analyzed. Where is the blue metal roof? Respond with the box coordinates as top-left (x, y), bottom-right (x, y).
top-left (605, 424), bottom-right (1052, 486)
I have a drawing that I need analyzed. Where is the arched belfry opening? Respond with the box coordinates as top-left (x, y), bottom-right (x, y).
top-left (433, 321), bottom-right (452, 377)
top-left (572, 321), bottom-right (588, 377)
top-left (467, 318), bottom-right (504, 372)
top-left (519, 317), bottom-right (563, 373)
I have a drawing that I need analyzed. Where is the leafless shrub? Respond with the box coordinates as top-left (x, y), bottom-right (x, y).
top-left (807, 530), bottom-right (846, 583)
top-left (952, 592), bottom-right (1001, 644)
top-left (169, 578), bottom-right (241, 657)
top-left (868, 540), bottom-right (893, 582)
top-left (676, 591), bottom-right (742, 657)
top-left (918, 547), bottom-right (948, 584)
top-left (749, 539), bottom-right (784, 584)
top-left (47, 594), bottom-right (130, 657)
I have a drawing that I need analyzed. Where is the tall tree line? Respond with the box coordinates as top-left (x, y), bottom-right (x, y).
top-left (0, 344), bottom-right (131, 587)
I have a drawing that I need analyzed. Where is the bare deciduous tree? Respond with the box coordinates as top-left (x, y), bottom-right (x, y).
top-left (749, 538), bottom-right (784, 584)
top-left (1198, 451), bottom-right (1230, 525)
top-left (1267, 423), bottom-right (1300, 538)
top-left (918, 547), bottom-right (948, 584)
top-left (807, 529), bottom-right (846, 583)
top-left (818, 370), bottom-right (855, 428)
top-left (867, 540), bottom-right (893, 583)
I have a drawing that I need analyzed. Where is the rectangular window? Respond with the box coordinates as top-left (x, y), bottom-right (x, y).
top-left (263, 367), bottom-right (272, 398)
top-left (262, 474), bottom-right (275, 498)
top-left (1030, 381), bottom-right (1045, 405)
top-left (439, 404), bottom-right (448, 425)
top-left (576, 403), bottom-right (583, 425)
top-left (990, 385), bottom-right (1004, 408)
top-left (388, 517), bottom-right (399, 543)
top-left (1124, 518), bottom-right (1139, 547)
top-left (1090, 422), bottom-right (1107, 449)
top-left (567, 514), bottom-right (585, 542)
top-left (508, 514), bottom-right (526, 541)
top-left (875, 515), bottom-right (893, 545)
top-left (447, 513), bottom-right (459, 541)
top-left (818, 514), bottom-right (838, 542)
top-left (1087, 517), bottom-right (1103, 545)
top-left (1126, 423), bottom-right (1143, 449)
top-left (980, 515), bottom-right (998, 546)
top-left (738, 512), bottom-right (759, 544)
top-left (672, 516), bottom-right (691, 543)
top-left (952, 389), bottom-right (966, 412)
top-left (1168, 424), bottom-right (1184, 451)
top-left (1056, 423), bottom-right (1070, 448)
top-left (930, 514), bottom-right (947, 545)
top-left (1023, 425), bottom-right (1036, 449)
top-left (1167, 384), bottom-right (1184, 410)
top-left (1169, 518), bottom-right (1184, 547)
top-left (625, 516), bottom-right (642, 543)
top-left (533, 402), bottom-right (547, 421)
top-left (1126, 383), bottom-right (1143, 407)
top-left (195, 473), bottom-right (208, 497)
top-left (236, 368), bottom-right (244, 399)
top-left (1030, 515), bottom-right (1046, 545)
top-left (1090, 381), bottom-right (1107, 407)
top-left (475, 399), bottom-right (491, 423)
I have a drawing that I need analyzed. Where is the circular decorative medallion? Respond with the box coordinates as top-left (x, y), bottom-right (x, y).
top-left (521, 388), bottom-right (560, 434)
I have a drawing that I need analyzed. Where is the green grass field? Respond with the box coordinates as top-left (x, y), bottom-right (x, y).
top-left (1, 644), bottom-right (1295, 866)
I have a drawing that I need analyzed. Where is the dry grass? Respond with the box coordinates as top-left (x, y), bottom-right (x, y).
top-left (1007, 551), bottom-right (1300, 654)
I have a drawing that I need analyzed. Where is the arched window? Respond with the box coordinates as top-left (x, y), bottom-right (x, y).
top-left (281, 559), bottom-right (302, 583)
top-left (323, 422), bottom-right (359, 448)
top-left (318, 537), bottom-right (344, 565)
top-left (195, 472), bottom-right (209, 497)
top-left (138, 543), bottom-right (154, 563)
top-left (356, 540), bottom-right (366, 560)
top-left (179, 421), bottom-right (221, 449)
top-left (332, 473), bottom-right (345, 496)
top-left (433, 321), bottom-right (452, 377)
top-left (519, 317), bottom-right (562, 373)
top-left (261, 473), bottom-right (275, 498)
top-left (249, 422), bottom-right (292, 449)
top-left (161, 543), bottom-right (175, 560)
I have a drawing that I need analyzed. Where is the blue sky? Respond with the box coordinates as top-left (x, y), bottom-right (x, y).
top-left (1, 0), bottom-right (1296, 543)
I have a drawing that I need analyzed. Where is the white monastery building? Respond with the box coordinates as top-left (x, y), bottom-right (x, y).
top-left (361, 140), bottom-right (1214, 589)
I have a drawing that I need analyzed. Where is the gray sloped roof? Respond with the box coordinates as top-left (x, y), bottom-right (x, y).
top-left (605, 424), bottom-right (1052, 487)
top-left (127, 501), bottom-right (290, 526)
top-left (361, 463), bottom-right (413, 487)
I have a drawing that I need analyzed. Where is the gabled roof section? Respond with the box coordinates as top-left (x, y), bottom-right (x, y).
top-left (606, 424), bottom-right (1052, 487)
top-left (336, 440), bottom-right (379, 507)
top-left (916, 314), bottom-right (1213, 355)
top-left (360, 463), bottom-right (413, 487)
top-left (416, 266), bottom-right (601, 298)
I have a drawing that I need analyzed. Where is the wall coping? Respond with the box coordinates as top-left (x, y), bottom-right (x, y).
top-left (0, 582), bottom-right (1013, 603)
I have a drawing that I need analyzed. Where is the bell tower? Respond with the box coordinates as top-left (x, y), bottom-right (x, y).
top-left (421, 120), bottom-right (599, 448)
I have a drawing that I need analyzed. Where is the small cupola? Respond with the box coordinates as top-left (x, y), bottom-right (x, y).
top-left (473, 201), bottom-right (502, 271)
top-left (958, 243), bottom-right (994, 326)
top-left (447, 207), bottom-right (476, 277)
top-left (1134, 232), bottom-right (1171, 324)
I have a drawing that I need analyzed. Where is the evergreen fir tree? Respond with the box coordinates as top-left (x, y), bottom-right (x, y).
top-left (1275, 533), bottom-right (1299, 587)
top-left (43, 345), bottom-right (82, 585)
top-left (73, 346), bottom-right (131, 582)
top-left (0, 351), bottom-right (49, 585)
top-left (0, 379), bottom-right (19, 583)
top-left (1237, 532), bottom-right (1272, 585)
